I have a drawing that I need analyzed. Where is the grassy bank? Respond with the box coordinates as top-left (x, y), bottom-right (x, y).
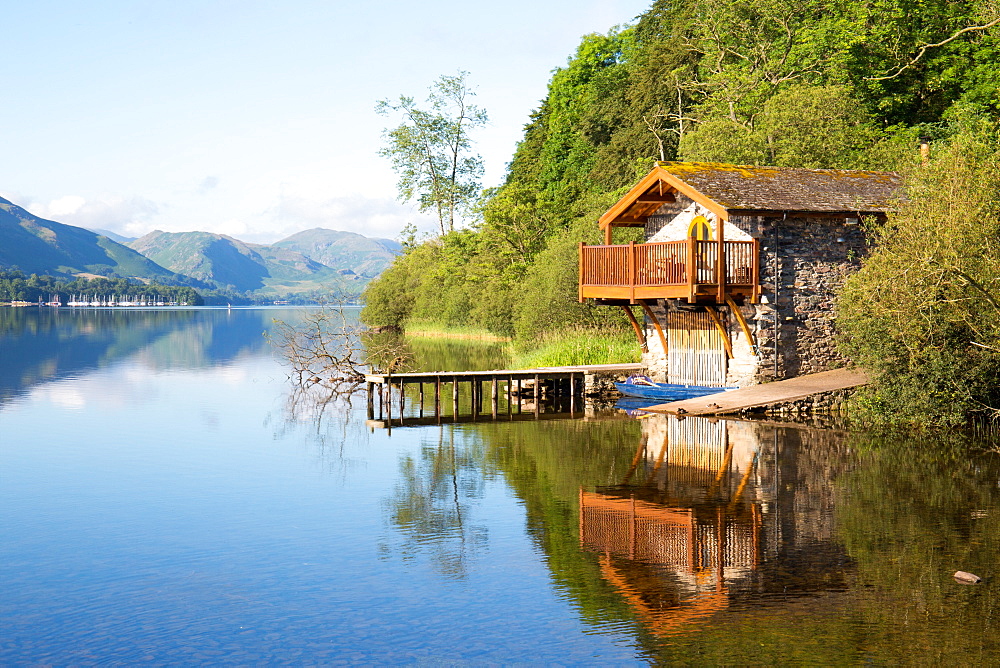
top-left (404, 319), bottom-right (511, 342)
top-left (510, 328), bottom-right (641, 368)
top-left (396, 321), bottom-right (641, 369)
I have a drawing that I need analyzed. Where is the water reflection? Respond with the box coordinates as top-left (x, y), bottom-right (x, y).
top-left (381, 427), bottom-right (490, 578)
top-left (580, 416), bottom-right (851, 639)
top-left (0, 307), bottom-right (300, 404)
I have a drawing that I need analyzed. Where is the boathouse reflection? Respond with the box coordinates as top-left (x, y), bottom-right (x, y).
top-left (579, 416), bottom-right (849, 637)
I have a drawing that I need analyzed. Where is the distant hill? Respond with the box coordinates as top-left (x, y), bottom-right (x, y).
top-left (0, 196), bottom-right (184, 282)
top-left (0, 194), bottom-right (401, 300)
top-left (272, 228), bottom-right (401, 278)
top-left (128, 230), bottom-right (364, 296)
top-left (87, 228), bottom-right (136, 244)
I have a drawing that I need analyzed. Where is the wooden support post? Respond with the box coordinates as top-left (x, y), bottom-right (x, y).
top-left (418, 382), bottom-right (424, 417)
top-left (725, 295), bottom-right (759, 356)
top-left (705, 305), bottom-right (734, 359)
top-left (716, 213), bottom-right (727, 304)
top-left (367, 382), bottom-right (374, 419)
top-left (751, 237), bottom-right (761, 303)
top-left (569, 372), bottom-right (576, 416)
top-left (620, 305), bottom-right (647, 352)
top-left (687, 236), bottom-right (697, 303)
top-left (578, 242), bottom-right (585, 303)
top-left (534, 374), bottom-right (541, 418)
top-left (435, 377), bottom-right (441, 416)
top-left (507, 375), bottom-right (513, 415)
top-left (628, 240), bottom-right (636, 303)
top-left (398, 382), bottom-right (404, 420)
top-left (491, 377), bottom-right (498, 419)
top-left (452, 376), bottom-right (459, 417)
top-left (637, 300), bottom-right (668, 358)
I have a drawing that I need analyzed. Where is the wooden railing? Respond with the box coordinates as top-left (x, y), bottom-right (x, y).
top-left (579, 239), bottom-right (759, 302)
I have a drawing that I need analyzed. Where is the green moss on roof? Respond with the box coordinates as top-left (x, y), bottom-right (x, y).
top-left (653, 161), bottom-right (902, 213)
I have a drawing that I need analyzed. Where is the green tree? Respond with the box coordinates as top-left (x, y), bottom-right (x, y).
top-left (680, 84), bottom-right (888, 169)
top-left (377, 72), bottom-right (487, 235)
top-left (836, 125), bottom-right (1000, 425)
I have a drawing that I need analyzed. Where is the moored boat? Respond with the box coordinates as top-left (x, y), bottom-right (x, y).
top-left (615, 375), bottom-right (735, 401)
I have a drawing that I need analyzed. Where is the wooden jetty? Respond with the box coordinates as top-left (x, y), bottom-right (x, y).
top-left (639, 368), bottom-right (869, 416)
top-left (365, 363), bottom-right (643, 426)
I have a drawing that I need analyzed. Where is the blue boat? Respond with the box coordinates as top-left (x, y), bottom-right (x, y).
top-left (614, 375), bottom-right (735, 401)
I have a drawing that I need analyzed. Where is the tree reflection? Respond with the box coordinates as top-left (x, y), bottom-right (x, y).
top-left (381, 426), bottom-right (488, 578)
top-left (835, 432), bottom-right (1000, 662)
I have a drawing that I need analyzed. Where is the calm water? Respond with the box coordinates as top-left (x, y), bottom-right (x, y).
top-left (2, 307), bottom-right (999, 665)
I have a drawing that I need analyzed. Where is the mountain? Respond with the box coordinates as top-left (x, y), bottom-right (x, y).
top-left (0, 194), bottom-right (400, 299)
top-left (87, 228), bottom-right (136, 244)
top-left (0, 196), bottom-right (184, 282)
top-left (272, 228), bottom-right (401, 279)
top-left (127, 230), bottom-right (363, 296)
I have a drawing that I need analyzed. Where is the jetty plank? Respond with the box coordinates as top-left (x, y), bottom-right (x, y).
top-left (365, 363), bottom-right (644, 385)
top-left (641, 368), bottom-right (869, 416)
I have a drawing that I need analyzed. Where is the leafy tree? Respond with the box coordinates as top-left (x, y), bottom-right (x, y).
top-left (836, 125), bottom-right (1000, 425)
top-left (681, 84), bottom-right (888, 168)
top-left (377, 72), bottom-right (487, 235)
top-left (362, 0), bottom-right (1000, 366)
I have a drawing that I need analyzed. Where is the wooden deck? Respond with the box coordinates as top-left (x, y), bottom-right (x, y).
top-left (638, 368), bottom-right (869, 416)
top-left (579, 240), bottom-right (760, 304)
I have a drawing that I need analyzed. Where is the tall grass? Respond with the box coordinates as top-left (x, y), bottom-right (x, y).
top-left (405, 319), bottom-right (510, 341)
top-left (511, 328), bottom-right (641, 368)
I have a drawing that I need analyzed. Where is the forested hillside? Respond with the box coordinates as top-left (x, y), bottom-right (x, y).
top-left (362, 0), bottom-right (999, 345)
top-left (0, 196), bottom-right (187, 283)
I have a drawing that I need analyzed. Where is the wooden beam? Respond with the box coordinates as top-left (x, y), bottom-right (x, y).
top-left (636, 194), bottom-right (676, 204)
top-left (637, 300), bottom-right (668, 358)
top-left (725, 295), bottom-right (758, 356)
top-left (686, 237), bottom-right (697, 303)
top-left (716, 213), bottom-right (727, 303)
top-left (705, 305), bottom-right (734, 359)
top-left (620, 305), bottom-right (648, 352)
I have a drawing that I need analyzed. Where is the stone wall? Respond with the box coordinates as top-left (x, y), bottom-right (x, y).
top-left (640, 212), bottom-right (870, 386)
top-left (740, 214), bottom-right (867, 381)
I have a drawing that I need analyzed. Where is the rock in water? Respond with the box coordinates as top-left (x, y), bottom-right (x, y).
top-left (953, 571), bottom-right (982, 584)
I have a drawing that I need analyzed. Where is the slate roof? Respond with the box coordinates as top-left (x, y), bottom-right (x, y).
top-left (599, 161), bottom-right (903, 229)
top-left (658, 162), bottom-right (902, 213)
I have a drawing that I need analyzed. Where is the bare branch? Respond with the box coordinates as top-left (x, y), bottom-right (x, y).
top-left (868, 17), bottom-right (1000, 81)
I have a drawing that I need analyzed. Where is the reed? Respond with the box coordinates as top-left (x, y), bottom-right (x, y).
top-left (512, 328), bottom-right (641, 368)
top-left (404, 319), bottom-right (510, 342)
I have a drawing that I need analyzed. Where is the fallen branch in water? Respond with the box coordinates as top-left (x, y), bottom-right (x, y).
top-left (268, 299), bottom-right (413, 394)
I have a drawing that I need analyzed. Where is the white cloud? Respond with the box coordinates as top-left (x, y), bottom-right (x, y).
top-left (47, 195), bottom-right (86, 217)
top-left (255, 193), bottom-right (438, 243)
top-left (27, 194), bottom-right (161, 237)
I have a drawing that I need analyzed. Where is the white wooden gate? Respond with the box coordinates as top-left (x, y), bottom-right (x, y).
top-left (666, 310), bottom-right (727, 386)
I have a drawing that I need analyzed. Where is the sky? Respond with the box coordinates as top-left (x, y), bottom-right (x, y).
top-left (1, 0), bottom-right (652, 244)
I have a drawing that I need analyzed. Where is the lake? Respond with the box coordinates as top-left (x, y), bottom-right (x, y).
top-left (2, 307), bottom-right (999, 664)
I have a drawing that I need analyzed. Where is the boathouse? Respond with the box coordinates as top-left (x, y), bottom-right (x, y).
top-left (579, 161), bottom-right (902, 386)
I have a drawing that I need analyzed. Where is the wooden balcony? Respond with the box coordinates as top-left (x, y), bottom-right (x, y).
top-left (579, 239), bottom-right (760, 304)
